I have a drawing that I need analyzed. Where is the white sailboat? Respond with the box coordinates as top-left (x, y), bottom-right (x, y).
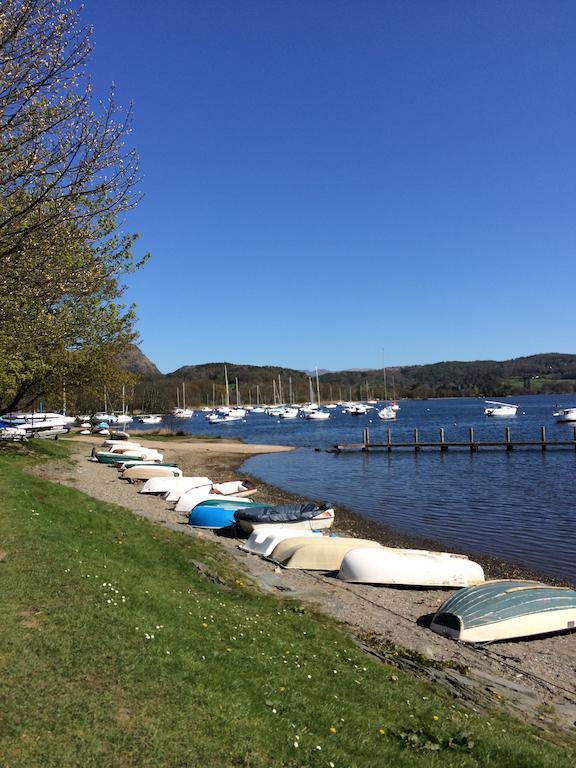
top-left (484, 401), bottom-right (518, 417)
top-left (304, 368), bottom-right (330, 420)
top-left (115, 385), bottom-right (133, 424)
top-left (378, 355), bottom-right (398, 419)
top-left (252, 384), bottom-right (265, 413)
top-left (174, 382), bottom-right (193, 418)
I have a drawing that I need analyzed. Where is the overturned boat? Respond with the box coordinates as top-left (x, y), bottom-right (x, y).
top-left (187, 498), bottom-right (256, 529)
top-left (233, 503), bottom-right (335, 533)
top-left (94, 449), bottom-right (164, 465)
top-left (239, 528), bottom-right (323, 557)
top-left (139, 476), bottom-right (213, 496)
top-left (338, 547), bottom-right (484, 588)
top-left (269, 536), bottom-right (380, 570)
top-left (174, 480), bottom-right (257, 511)
top-left (120, 464), bottom-right (183, 481)
top-left (430, 580), bottom-right (576, 643)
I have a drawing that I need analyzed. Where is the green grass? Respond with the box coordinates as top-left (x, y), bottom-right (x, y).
top-left (1, 442), bottom-right (574, 767)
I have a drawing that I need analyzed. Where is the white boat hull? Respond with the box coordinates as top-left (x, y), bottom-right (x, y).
top-left (121, 465), bottom-right (182, 481)
top-left (432, 607), bottom-right (576, 643)
top-left (269, 537), bottom-right (380, 570)
top-left (554, 408), bottom-right (576, 423)
top-left (338, 547), bottom-right (485, 587)
top-left (174, 485), bottom-right (256, 513)
top-left (239, 529), bottom-right (322, 557)
top-left (140, 476), bottom-right (213, 496)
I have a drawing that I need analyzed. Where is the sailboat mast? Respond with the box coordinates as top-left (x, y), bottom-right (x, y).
top-left (182, 382), bottom-right (186, 411)
top-left (315, 367), bottom-right (321, 406)
top-left (224, 365), bottom-right (230, 407)
top-left (256, 384), bottom-right (260, 406)
top-left (235, 377), bottom-right (240, 407)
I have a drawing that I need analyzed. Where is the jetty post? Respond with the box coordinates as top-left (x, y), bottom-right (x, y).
top-left (541, 425), bottom-right (547, 451)
top-left (362, 427), bottom-right (369, 450)
top-left (439, 427), bottom-right (447, 452)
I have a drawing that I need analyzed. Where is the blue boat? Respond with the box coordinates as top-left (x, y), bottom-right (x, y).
top-left (187, 498), bottom-right (256, 529)
top-left (430, 580), bottom-right (576, 643)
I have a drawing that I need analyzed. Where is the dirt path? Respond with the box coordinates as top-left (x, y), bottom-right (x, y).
top-left (34, 435), bottom-right (576, 734)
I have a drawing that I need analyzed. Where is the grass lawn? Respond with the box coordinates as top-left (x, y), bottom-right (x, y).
top-left (1, 441), bottom-right (574, 767)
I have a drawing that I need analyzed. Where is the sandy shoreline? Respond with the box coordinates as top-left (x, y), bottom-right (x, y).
top-left (35, 434), bottom-right (576, 732)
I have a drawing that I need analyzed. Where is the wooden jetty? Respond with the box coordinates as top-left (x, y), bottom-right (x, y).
top-left (332, 426), bottom-right (576, 453)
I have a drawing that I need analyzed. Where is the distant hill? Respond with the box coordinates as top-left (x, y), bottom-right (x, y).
top-left (127, 352), bottom-right (576, 412)
top-left (118, 344), bottom-right (161, 377)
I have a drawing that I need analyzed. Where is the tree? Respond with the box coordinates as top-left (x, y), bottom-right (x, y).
top-left (0, 0), bottom-right (147, 414)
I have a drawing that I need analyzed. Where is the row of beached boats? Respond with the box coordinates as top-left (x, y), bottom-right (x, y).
top-left (89, 436), bottom-right (576, 646)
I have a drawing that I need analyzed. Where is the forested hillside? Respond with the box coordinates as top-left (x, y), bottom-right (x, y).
top-left (124, 352), bottom-right (576, 413)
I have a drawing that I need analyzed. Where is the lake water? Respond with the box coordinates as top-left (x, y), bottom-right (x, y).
top-left (132, 394), bottom-right (576, 582)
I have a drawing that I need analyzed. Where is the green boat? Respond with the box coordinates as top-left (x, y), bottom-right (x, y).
top-left (430, 580), bottom-right (576, 643)
top-left (94, 451), bottom-right (152, 465)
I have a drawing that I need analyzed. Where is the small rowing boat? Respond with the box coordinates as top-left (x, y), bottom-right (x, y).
top-left (239, 528), bottom-right (323, 557)
top-left (430, 580), bottom-right (576, 643)
top-left (233, 503), bottom-right (335, 533)
top-left (338, 547), bottom-right (484, 587)
top-left (268, 536), bottom-right (380, 570)
top-left (139, 476), bottom-right (213, 496)
top-left (187, 498), bottom-right (255, 529)
top-left (120, 465), bottom-right (183, 481)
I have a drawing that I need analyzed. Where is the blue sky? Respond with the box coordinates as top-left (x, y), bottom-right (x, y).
top-left (82, 0), bottom-right (576, 373)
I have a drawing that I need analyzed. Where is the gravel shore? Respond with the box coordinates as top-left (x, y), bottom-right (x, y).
top-left (33, 434), bottom-right (576, 733)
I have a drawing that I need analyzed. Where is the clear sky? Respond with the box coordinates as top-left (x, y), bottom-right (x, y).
top-left (82, 0), bottom-right (576, 373)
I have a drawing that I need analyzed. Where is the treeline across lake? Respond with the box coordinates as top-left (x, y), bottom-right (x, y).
top-left (118, 352), bottom-right (576, 415)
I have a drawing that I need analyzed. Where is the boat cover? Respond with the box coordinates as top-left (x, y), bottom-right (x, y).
top-left (233, 502), bottom-right (331, 524)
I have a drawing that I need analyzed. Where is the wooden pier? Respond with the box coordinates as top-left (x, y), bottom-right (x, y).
top-left (332, 426), bottom-right (576, 453)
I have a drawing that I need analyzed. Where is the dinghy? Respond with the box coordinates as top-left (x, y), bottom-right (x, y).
top-left (239, 528), bottom-right (323, 557)
top-left (338, 547), bottom-right (484, 587)
top-left (117, 461), bottom-right (178, 472)
top-left (430, 580), bottom-right (576, 643)
top-left (269, 537), bottom-right (381, 570)
top-left (94, 449), bottom-right (163, 464)
top-left (187, 498), bottom-right (256, 529)
top-left (233, 503), bottom-right (335, 533)
top-left (101, 440), bottom-right (143, 449)
top-left (174, 480), bottom-right (258, 512)
top-left (120, 465), bottom-right (183, 481)
top-left (139, 476), bottom-right (213, 496)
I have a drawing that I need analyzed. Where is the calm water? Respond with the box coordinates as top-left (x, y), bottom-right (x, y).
top-left (132, 395), bottom-right (576, 582)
